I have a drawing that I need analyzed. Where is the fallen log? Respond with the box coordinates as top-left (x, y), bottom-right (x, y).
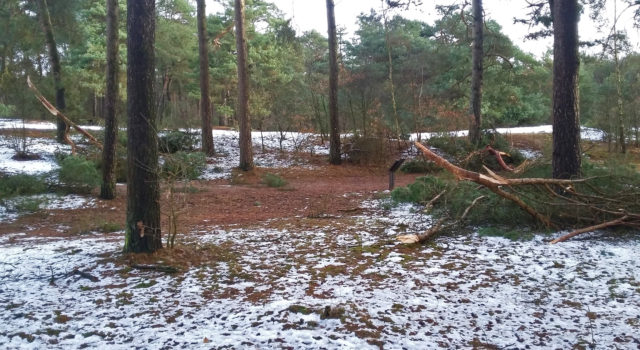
top-left (27, 76), bottom-right (103, 152)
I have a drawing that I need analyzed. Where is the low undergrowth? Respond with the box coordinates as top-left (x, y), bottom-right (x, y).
top-left (391, 175), bottom-right (534, 228)
top-left (0, 174), bottom-right (48, 198)
top-left (262, 173), bottom-right (287, 188)
top-left (57, 155), bottom-right (100, 193)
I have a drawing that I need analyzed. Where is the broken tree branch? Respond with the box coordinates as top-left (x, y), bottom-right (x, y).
top-left (71, 269), bottom-right (99, 282)
top-left (460, 195), bottom-right (487, 221)
top-left (485, 145), bottom-right (513, 172)
top-left (27, 76), bottom-right (103, 151)
top-left (212, 23), bottom-right (235, 49)
top-left (550, 216), bottom-right (630, 244)
top-left (415, 141), bottom-right (556, 228)
top-left (130, 264), bottom-right (180, 274)
top-left (397, 217), bottom-right (448, 244)
top-left (424, 189), bottom-right (447, 213)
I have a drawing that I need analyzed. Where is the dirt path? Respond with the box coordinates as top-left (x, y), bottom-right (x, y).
top-left (0, 165), bottom-right (420, 238)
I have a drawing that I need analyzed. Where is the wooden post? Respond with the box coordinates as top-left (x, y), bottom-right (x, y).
top-left (388, 158), bottom-right (405, 190)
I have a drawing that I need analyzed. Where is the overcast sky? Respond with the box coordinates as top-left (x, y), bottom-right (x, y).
top-left (206, 0), bottom-right (640, 58)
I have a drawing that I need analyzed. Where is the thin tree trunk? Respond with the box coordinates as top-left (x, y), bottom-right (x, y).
top-left (101, 0), bottom-right (120, 200)
top-left (235, 0), bottom-right (253, 170)
top-left (326, 0), bottom-right (341, 165)
top-left (35, 0), bottom-right (68, 144)
top-left (613, 0), bottom-right (626, 154)
top-left (551, 0), bottom-right (581, 179)
top-left (125, 0), bottom-right (162, 253)
top-left (197, 0), bottom-right (215, 156)
top-left (220, 90), bottom-right (227, 126)
top-left (468, 0), bottom-right (483, 145)
top-left (382, 2), bottom-right (401, 144)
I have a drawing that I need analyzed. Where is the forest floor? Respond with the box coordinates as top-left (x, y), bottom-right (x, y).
top-left (0, 119), bottom-right (639, 349)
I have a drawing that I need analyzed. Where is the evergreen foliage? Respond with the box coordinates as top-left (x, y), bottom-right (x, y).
top-left (0, 174), bottom-right (48, 198)
top-left (161, 151), bottom-right (206, 180)
top-left (57, 155), bottom-right (100, 189)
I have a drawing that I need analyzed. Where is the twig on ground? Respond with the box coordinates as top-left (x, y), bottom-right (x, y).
top-left (71, 269), bottom-right (99, 282)
top-left (130, 264), bottom-right (180, 273)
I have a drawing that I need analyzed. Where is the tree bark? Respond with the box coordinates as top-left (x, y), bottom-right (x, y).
top-left (100, 0), bottom-right (119, 200)
top-left (125, 0), bottom-right (162, 253)
top-left (326, 0), bottom-right (341, 165)
top-left (197, 0), bottom-right (215, 157)
top-left (35, 0), bottom-right (68, 144)
top-left (551, 0), bottom-right (581, 179)
top-left (235, 0), bottom-right (254, 171)
top-left (613, 0), bottom-right (626, 154)
top-left (468, 0), bottom-right (483, 145)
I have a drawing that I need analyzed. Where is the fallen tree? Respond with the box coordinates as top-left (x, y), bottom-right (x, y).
top-left (398, 141), bottom-right (640, 244)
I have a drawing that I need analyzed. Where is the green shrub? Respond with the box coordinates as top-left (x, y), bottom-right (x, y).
top-left (0, 103), bottom-right (16, 117)
top-left (0, 174), bottom-right (48, 198)
top-left (478, 227), bottom-right (533, 241)
top-left (12, 197), bottom-right (45, 213)
top-left (400, 159), bottom-right (440, 174)
top-left (391, 176), bottom-right (447, 203)
top-left (158, 131), bottom-right (197, 154)
top-left (161, 151), bottom-right (206, 180)
top-left (57, 155), bottom-right (100, 189)
top-left (262, 173), bottom-right (287, 188)
top-left (392, 175), bottom-right (533, 226)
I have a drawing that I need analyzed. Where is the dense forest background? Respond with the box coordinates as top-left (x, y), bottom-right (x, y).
top-left (1, 0), bottom-right (639, 144)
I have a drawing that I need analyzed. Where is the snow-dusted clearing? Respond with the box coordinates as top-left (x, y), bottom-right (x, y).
top-left (0, 203), bottom-right (639, 349)
top-left (1, 118), bottom-right (638, 348)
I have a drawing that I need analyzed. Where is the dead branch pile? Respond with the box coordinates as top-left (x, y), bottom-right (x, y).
top-left (399, 141), bottom-right (640, 244)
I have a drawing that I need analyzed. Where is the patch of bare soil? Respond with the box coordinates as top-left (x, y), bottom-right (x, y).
top-left (0, 164), bottom-right (420, 239)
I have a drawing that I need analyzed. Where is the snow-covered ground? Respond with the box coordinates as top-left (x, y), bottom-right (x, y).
top-left (0, 202), bottom-right (638, 349)
top-left (0, 118), bottom-right (327, 179)
top-left (1, 118), bottom-right (638, 348)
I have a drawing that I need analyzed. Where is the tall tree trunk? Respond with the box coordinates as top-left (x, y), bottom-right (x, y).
top-left (36, 0), bottom-right (68, 144)
top-left (613, 0), bottom-right (626, 154)
top-left (101, 0), bottom-right (119, 200)
top-left (326, 0), bottom-right (341, 165)
top-left (197, 0), bottom-right (215, 156)
top-left (468, 0), bottom-right (483, 145)
top-left (552, 0), bottom-right (581, 179)
top-left (382, 2), bottom-right (401, 145)
top-left (235, 0), bottom-right (253, 170)
top-left (125, 0), bottom-right (161, 253)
